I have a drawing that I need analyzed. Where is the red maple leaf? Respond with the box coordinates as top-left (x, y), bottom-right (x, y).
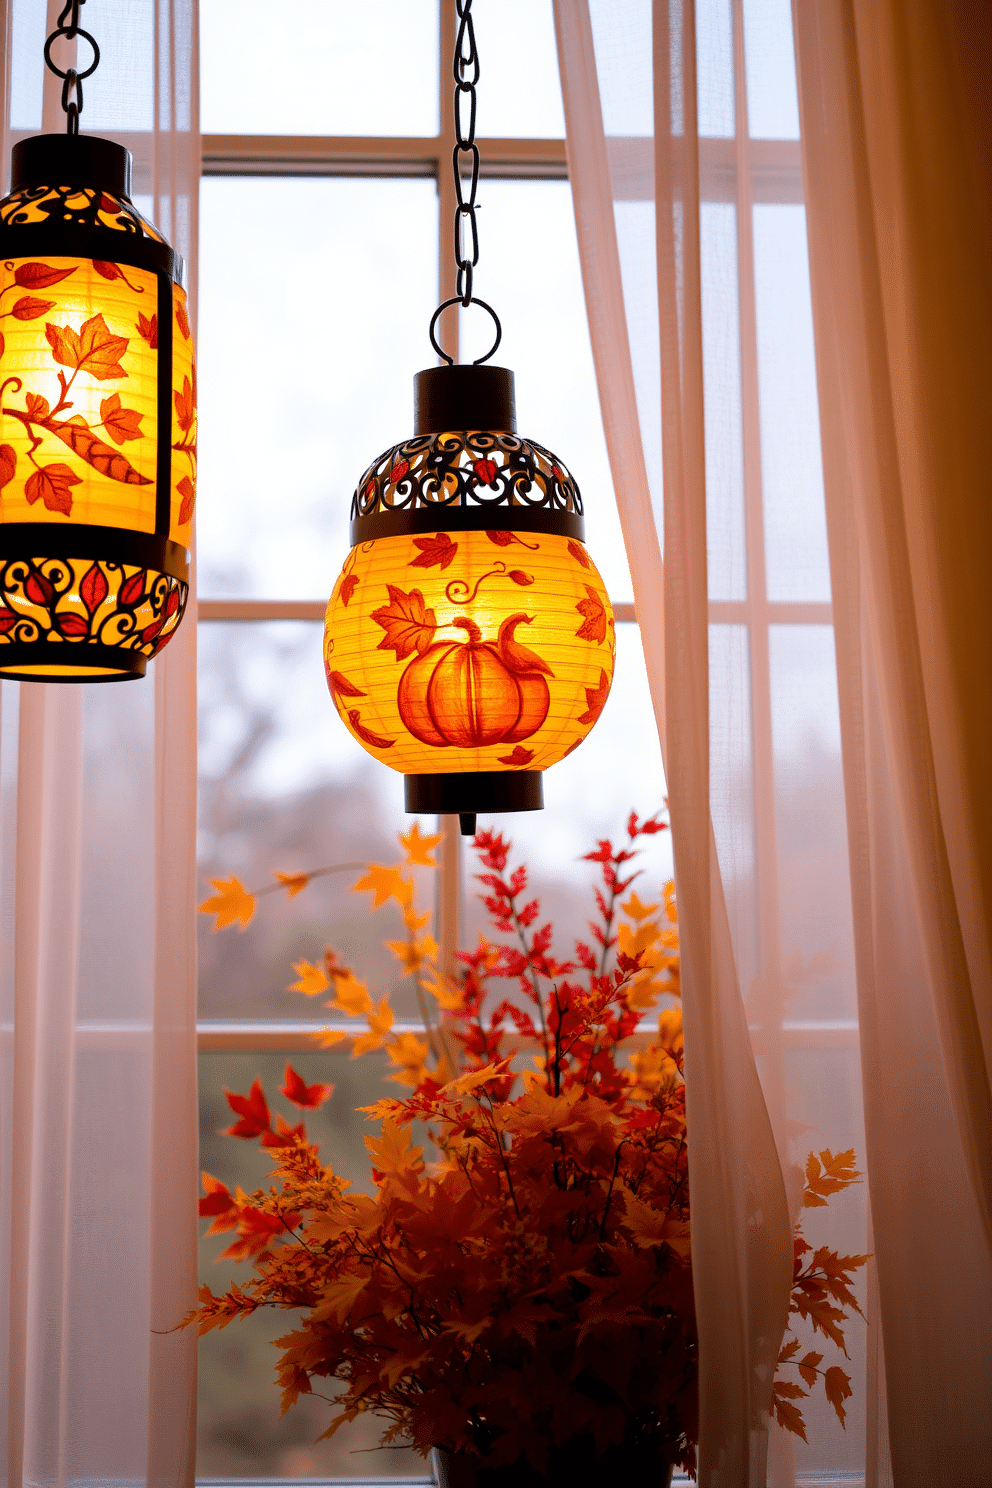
top-left (411, 532), bottom-right (458, 571)
top-left (281, 1063), bottom-right (334, 1110)
top-left (223, 1078), bottom-right (271, 1139)
top-left (578, 670), bottom-right (611, 726)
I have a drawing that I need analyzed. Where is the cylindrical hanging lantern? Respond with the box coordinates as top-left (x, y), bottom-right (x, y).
top-left (0, 124), bottom-right (194, 681)
top-left (324, 365), bottom-right (615, 830)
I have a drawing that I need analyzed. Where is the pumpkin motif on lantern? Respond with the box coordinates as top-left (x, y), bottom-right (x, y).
top-left (324, 365), bottom-right (615, 830)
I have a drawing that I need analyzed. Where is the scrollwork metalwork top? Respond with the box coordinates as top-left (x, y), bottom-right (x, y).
top-left (0, 183), bottom-right (164, 240)
top-left (352, 431), bottom-right (584, 525)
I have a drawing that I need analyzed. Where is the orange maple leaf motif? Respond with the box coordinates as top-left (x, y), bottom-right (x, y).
top-left (497, 745), bottom-right (535, 767)
top-left (280, 1063), bottom-right (334, 1110)
top-left (25, 463), bottom-right (81, 515)
top-left (0, 444), bottom-right (17, 490)
top-left (99, 393), bottom-right (143, 445)
top-left (578, 669), bottom-right (611, 725)
top-left (371, 585), bottom-right (437, 661)
top-left (347, 710), bottom-right (395, 749)
top-left (137, 312), bottom-right (158, 348)
top-left (575, 585), bottom-right (608, 643)
top-left (339, 573), bottom-right (359, 606)
top-left (410, 532), bottom-right (458, 571)
top-left (45, 314), bottom-right (129, 379)
top-left (174, 375), bottom-right (195, 433)
top-left (177, 476), bottom-right (196, 525)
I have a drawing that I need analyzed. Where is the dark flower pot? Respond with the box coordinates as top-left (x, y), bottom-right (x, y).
top-left (432, 1439), bottom-right (675, 1488)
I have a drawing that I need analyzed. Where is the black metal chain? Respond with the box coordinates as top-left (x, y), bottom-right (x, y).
top-left (44, 0), bottom-right (101, 136)
top-left (429, 0), bottom-right (502, 367)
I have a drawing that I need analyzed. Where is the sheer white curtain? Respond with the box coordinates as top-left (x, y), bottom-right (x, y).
top-left (559, 2), bottom-right (992, 1488)
top-left (556, 0), bottom-right (992, 1484)
top-left (0, 4), bottom-right (200, 1485)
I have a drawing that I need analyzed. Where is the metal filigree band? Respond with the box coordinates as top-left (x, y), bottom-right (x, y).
top-left (350, 430), bottom-right (585, 543)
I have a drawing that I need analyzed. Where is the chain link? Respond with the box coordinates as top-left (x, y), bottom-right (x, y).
top-left (44, 0), bottom-right (100, 136)
top-left (452, 0), bottom-right (480, 306)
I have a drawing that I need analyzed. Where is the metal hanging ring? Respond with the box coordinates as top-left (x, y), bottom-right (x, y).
top-left (44, 26), bottom-right (100, 82)
top-left (429, 296), bottom-right (502, 368)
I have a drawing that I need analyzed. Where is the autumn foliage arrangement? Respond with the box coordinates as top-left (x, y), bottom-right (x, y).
top-left (192, 816), bottom-right (867, 1477)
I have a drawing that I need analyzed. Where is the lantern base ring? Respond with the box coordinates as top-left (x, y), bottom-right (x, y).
top-left (404, 770), bottom-right (544, 822)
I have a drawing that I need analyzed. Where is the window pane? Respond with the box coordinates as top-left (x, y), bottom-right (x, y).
top-left (197, 176), bottom-right (438, 600)
top-left (742, 0), bottom-right (800, 139)
top-left (197, 622), bottom-right (440, 1023)
top-left (471, 0), bottom-right (565, 139)
top-left (197, 1050), bottom-right (427, 1478)
top-left (200, 0), bottom-right (439, 137)
top-left (696, 0), bottom-right (735, 139)
top-left (458, 179), bottom-right (632, 603)
top-left (701, 202), bottom-right (746, 601)
top-left (752, 204), bottom-right (830, 602)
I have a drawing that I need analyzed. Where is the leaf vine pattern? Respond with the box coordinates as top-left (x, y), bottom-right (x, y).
top-left (0, 263), bottom-right (155, 516)
top-left (0, 552), bottom-right (186, 655)
top-left (171, 288), bottom-right (197, 528)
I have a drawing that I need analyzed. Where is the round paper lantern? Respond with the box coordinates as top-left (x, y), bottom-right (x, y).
top-left (324, 365), bottom-right (615, 830)
top-left (0, 133), bottom-right (195, 682)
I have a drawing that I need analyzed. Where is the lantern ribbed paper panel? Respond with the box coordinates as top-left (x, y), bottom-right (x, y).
top-left (325, 524), bottom-right (614, 773)
top-left (324, 367), bottom-right (615, 822)
top-left (0, 134), bottom-right (195, 682)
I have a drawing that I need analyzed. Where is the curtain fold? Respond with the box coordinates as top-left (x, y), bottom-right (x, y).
top-left (792, 2), bottom-right (992, 1481)
top-left (558, 0), bottom-right (991, 1483)
top-left (556, 4), bottom-right (793, 1483)
top-left (0, 4), bottom-right (200, 1485)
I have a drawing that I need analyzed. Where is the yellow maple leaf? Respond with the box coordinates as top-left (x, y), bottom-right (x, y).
top-left (314, 1027), bottom-right (348, 1048)
top-left (440, 1057), bottom-right (512, 1097)
top-left (621, 890), bottom-right (659, 922)
top-left (288, 959), bottom-right (329, 997)
top-left (399, 822), bottom-right (443, 867)
top-left (352, 996), bottom-right (394, 1056)
top-left (386, 933), bottom-right (439, 977)
top-left (422, 970), bottom-right (465, 1011)
top-left (352, 863), bottom-right (414, 908)
top-left (274, 870), bottom-right (310, 897)
top-left (403, 905), bottom-right (432, 930)
top-left (330, 971), bottom-right (373, 1017)
top-left (385, 1030), bottom-right (430, 1089)
top-left (199, 876), bottom-right (255, 930)
top-left (364, 1116), bottom-right (424, 1177)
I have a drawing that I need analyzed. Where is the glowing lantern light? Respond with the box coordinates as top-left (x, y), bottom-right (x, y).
top-left (324, 365), bottom-right (615, 834)
top-left (0, 6), bottom-right (194, 683)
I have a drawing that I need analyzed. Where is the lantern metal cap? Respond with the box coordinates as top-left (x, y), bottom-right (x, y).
top-left (11, 132), bottom-right (133, 197)
top-left (415, 364), bottom-right (516, 436)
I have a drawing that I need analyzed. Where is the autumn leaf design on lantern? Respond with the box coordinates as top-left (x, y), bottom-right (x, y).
top-left (0, 130), bottom-right (195, 682)
top-left (324, 364), bottom-right (615, 833)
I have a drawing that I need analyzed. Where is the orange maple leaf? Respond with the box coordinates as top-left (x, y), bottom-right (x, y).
top-left (199, 875), bottom-right (255, 930)
top-left (824, 1365), bottom-right (853, 1426)
top-left (364, 1116), bottom-right (424, 1178)
top-left (45, 313), bottom-right (129, 379)
top-left (410, 532), bottom-right (458, 570)
top-left (371, 584), bottom-right (437, 661)
top-left (100, 393), bottom-right (143, 445)
top-left (578, 669), bottom-right (611, 725)
top-left (137, 312), bottom-right (158, 348)
top-left (575, 585), bottom-right (608, 643)
top-left (399, 822), bottom-right (442, 867)
top-left (288, 959), bottom-right (329, 996)
top-left (174, 375), bottom-right (195, 432)
top-left (771, 1384), bottom-right (809, 1441)
top-left (352, 996), bottom-right (394, 1056)
top-left (281, 1063), bottom-right (334, 1110)
top-left (497, 745), bottom-right (535, 767)
top-left (177, 476), bottom-right (195, 525)
top-left (339, 572), bottom-right (359, 605)
top-left (24, 463), bottom-right (81, 515)
top-left (353, 864), bottom-right (414, 909)
top-left (275, 870), bottom-right (310, 898)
